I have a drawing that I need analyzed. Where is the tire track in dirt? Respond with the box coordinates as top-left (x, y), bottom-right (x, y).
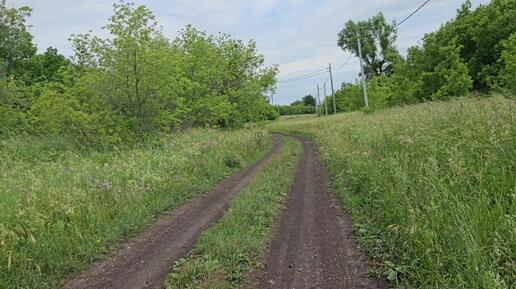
top-left (63, 136), bottom-right (283, 289)
top-left (250, 135), bottom-right (386, 289)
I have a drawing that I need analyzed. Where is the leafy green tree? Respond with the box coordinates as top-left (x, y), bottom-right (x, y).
top-left (490, 33), bottom-right (516, 95)
top-left (1, 0), bottom-right (277, 144)
top-left (0, 0), bottom-right (36, 78)
top-left (407, 38), bottom-right (472, 100)
top-left (0, 78), bottom-right (30, 134)
top-left (71, 2), bottom-right (188, 133)
top-left (423, 0), bottom-right (516, 91)
top-left (338, 13), bottom-right (401, 78)
top-left (21, 47), bottom-right (70, 84)
top-left (334, 82), bottom-right (363, 112)
top-left (302, 94), bottom-right (316, 107)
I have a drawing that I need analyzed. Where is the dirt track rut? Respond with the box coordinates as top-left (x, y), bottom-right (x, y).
top-left (63, 137), bottom-right (283, 289)
top-left (250, 136), bottom-right (386, 289)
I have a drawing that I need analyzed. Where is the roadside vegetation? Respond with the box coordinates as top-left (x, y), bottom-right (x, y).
top-left (167, 137), bottom-right (301, 289)
top-left (0, 128), bottom-right (270, 289)
top-left (332, 0), bottom-right (514, 111)
top-left (277, 95), bottom-right (316, 116)
top-left (0, 0), bottom-right (278, 149)
top-left (1, 2), bottom-right (280, 286)
top-left (270, 0), bottom-right (514, 115)
top-left (269, 97), bottom-right (515, 289)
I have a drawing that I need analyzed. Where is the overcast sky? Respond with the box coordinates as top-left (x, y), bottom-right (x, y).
top-left (8, 0), bottom-right (489, 104)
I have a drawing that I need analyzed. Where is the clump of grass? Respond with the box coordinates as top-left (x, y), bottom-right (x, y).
top-left (270, 96), bottom-right (515, 289)
top-left (167, 137), bottom-right (301, 289)
top-left (0, 128), bottom-right (271, 289)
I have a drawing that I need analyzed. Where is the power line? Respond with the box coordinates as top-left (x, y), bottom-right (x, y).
top-left (278, 67), bottom-right (328, 83)
top-left (395, 0), bottom-right (431, 28)
top-left (278, 68), bottom-right (329, 84)
top-left (335, 52), bottom-right (353, 70)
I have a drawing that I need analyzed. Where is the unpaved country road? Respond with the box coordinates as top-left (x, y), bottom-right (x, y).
top-left (250, 136), bottom-right (386, 289)
top-left (63, 137), bottom-right (283, 289)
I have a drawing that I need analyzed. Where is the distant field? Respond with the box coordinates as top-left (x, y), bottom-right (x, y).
top-left (269, 97), bottom-right (515, 288)
top-left (0, 128), bottom-right (270, 289)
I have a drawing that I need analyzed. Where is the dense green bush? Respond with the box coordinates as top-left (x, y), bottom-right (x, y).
top-left (0, 1), bottom-right (278, 147)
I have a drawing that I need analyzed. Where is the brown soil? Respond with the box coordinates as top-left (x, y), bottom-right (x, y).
top-left (249, 136), bottom-right (386, 289)
top-left (63, 137), bottom-right (283, 289)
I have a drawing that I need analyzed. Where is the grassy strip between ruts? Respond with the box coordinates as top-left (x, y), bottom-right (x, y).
top-left (0, 128), bottom-right (270, 289)
top-left (166, 137), bottom-right (301, 289)
top-left (269, 96), bottom-right (515, 289)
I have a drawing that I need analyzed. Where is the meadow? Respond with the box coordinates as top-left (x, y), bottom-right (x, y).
top-left (0, 128), bottom-right (270, 289)
top-left (269, 96), bottom-right (515, 289)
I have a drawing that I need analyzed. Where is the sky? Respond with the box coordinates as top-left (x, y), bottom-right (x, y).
top-left (7, 0), bottom-right (490, 105)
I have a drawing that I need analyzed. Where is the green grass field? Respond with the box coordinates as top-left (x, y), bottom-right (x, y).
top-left (269, 97), bottom-right (515, 289)
top-left (167, 137), bottom-right (301, 289)
top-left (0, 128), bottom-right (270, 289)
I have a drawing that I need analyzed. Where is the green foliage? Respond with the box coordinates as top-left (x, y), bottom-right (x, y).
top-left (270, 97), bottom-right (515, 289)
top-left (410, 40), bottom-right (473, 100)
top-left (0, 78), bottom-right (30, 134)
top-left (278, 103), bottom-right (315, 116)
top-left (0, 0), bottom-right (36, 78)
top-left (302, 94), bottom-right (316, 106)
top-left (0, 128), bottom-right (271, 288)
top-left (338, 13), bottom-right (401, 78)
top-left (167, 137), bottom-right (301, 289)
top-left (277, 95), bottom-right (317, 116)
top-left (0, 1), bottom-right (278, 146)
top-left (335, 0), bottom-right (515, 112)
top-left (491, 33), bottom-right (516, 95)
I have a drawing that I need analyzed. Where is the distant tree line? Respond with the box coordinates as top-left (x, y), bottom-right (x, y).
top-left (277, 94), bottom-right (316, 115)
top-left (0, 1), bottom-right (279, 147)
top-left (332, 0), bottom-right (515, 112)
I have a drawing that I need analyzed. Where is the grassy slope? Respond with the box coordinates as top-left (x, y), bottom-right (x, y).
top-left (167, 137), bottom-right (301, 289)
top-left (0, 128), bottom-right (271, 289)
top-left (269, 97), bottom-right (515, 289)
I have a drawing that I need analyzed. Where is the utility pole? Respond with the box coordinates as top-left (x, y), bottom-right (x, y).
top-left (356, 33), bottom-right (369, 108)
top-left (324, 83), bottom-right (328, 116)
top-left (329, 62), bottom-right (336, 114)
top-left (317, 84), bottom-right (322, 116)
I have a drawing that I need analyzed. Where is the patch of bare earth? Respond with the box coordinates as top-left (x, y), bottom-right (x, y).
top-left (63, 137), bottom-right (283, 289)
top-left (249, 136), bottom-right (386, 289)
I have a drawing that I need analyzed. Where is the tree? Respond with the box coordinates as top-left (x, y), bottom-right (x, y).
top-left (338, 13), bottom-right (401, 78)
top-left (71, 1), bottom-right (179, 133)
top-left (0, 0), bottom-right (36, 78)
top-left (302, 94), bottom-right (316, 107)
top-left (22, 47), bottom-right (70, 84)
top-left (491, 33), bottom-right (516, 94)
top-left (422, 0), bottom-right (516, 91)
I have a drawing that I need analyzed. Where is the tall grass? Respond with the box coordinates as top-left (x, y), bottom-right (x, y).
top-left (0, 128), bottom-right (270, 289)
top-left (270, 97), bottom-right (515, 289)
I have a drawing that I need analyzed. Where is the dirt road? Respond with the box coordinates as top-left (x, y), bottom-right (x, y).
top-left (250, 136), bottom-right (386, 289)
top-left (63, 137), bottom-right (283, 289)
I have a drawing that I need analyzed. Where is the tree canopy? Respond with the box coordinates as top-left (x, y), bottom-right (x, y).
top-left (338, 13), bottom-right (401, 78)
top-left (334, 0), bottom-right (515, 113)
top-left (0, 1), bottom-right (279, 147)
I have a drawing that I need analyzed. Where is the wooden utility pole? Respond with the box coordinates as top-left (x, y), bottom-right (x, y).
top-left (356, 33), bottom-right (369, 108)
top-left (316, 84), bottom-right (321, 116)
top-left (324, 83), bottom-right (328, 116)
top-left (329, 63), bottom-right (336, 114)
